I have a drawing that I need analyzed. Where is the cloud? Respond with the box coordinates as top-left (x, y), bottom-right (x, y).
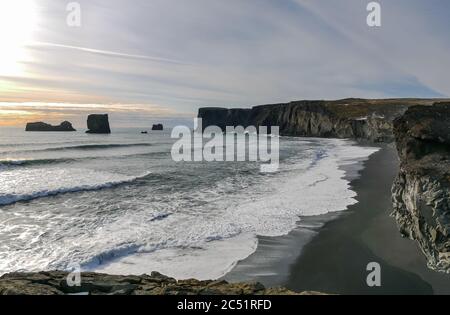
top-left (30, 41), bottom-right (189, 65)
top-left (1, 0), bottom-right (449, 127)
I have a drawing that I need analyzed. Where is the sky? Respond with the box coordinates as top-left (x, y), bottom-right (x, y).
top-left (0, 0), bottom-right (449, 127)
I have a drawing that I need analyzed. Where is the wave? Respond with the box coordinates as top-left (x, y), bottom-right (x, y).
top-left (0, 158), bottom-right (74, 168)
top-left (0, 171), bottom-right (152, 206)
top-left (47, 143), bottom-right (154, 151)
top-left (3, 143), bottom-right (153, 154)
top-left (0, 151), bottom-right (169, 169)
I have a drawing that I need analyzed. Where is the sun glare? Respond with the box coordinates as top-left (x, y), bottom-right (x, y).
top-left (0, 1), bottom-right (37, 77)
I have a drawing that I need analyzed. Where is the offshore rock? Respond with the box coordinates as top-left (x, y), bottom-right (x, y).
top-left (86, 114), bottom-right (111, 134)
top-left (25, 121), bottom-right (76, 132)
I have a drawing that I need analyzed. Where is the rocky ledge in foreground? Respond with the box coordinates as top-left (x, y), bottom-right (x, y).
top-left (0, 271), bottom-right (324, 295)
top-left (25, 121), bottom-right (76, 132)
top-left (392, 102), bottom-right (450, 272)
top-left (198, 98), bottom-right (447, 142)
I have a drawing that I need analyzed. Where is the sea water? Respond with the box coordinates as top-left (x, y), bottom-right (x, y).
top-left (0, 127), bottom-right (378, 279)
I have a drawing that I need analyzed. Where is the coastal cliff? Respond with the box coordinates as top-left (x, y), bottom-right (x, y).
top-left (198, 99), bottom-right (442, 142)
top-left (391, 103), bottom-right (450, 272)
top-left (0, 271), bottom-right (323, 295)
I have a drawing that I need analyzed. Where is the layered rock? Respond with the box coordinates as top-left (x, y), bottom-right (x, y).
top-left (86, 114), bottom-right (111, 134)
top-left (198, 99), bottom-right (442, 142)
top-left (391, 103), bottom-right (450, 272)
top-left (25, 121), bottom-right (76, 132)
top-left (0, 271), bottom-right (324, 295)
top-left (152, 124), bottom-right (164, 131)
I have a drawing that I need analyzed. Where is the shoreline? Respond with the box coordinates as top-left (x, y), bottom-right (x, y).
top-left (225, 145), bottom-right (450, 294)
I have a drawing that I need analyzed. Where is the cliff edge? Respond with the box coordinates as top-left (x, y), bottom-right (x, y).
top-left (392, 103), bottom-right (450, 272)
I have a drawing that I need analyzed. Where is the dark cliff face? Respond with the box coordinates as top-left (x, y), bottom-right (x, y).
top-left (86, 114), bottom-right (111, 134)
top-left (198, 107), bottom-right (252, 131)
top-left (25, 121), bottom-right (76, 132)
top-left (392, 103), bottom-right (450, 272)
top-left (198, 99), bottom-right (441, 142)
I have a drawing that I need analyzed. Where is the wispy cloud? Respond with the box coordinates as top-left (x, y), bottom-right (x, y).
top-left (29, 41), bottom-right (189, 65)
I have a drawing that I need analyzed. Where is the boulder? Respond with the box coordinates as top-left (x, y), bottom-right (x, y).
top-left (25, 121), bottom-right (76, 132)
top-left (86, 114), bottom-right (111, 134)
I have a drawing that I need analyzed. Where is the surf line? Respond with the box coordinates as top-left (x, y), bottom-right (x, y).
top-left (170, 118), bottom-right (279, 173)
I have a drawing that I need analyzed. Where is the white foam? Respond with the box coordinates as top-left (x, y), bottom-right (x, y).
top-left (89, 139), bottom-right (378, 279)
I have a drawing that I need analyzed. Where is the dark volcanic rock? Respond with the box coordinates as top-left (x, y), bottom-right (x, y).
top-left (25, 121), bottom-right (76, 132)
top-left (86, 114), bottom-right (111, 134)
top-left (198, 98), bottom-right (444, 142)
top-left (392, 103), bottom-right (450, 272)
top-left (198, 107), bottom-right (252, 131)
top-left (152, 124), bottom-right (164, 131)
top-left (0, 271), bottom-right (325, 295)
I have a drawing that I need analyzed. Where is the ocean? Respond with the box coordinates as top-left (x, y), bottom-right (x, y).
top-left (0, 127), bottom-right (378, 279)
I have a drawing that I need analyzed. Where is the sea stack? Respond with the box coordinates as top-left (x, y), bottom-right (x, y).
top-left (391, 102), bottom-right (450, 272)
top-left (86, 114), bottom-right (111, 134)
top-left (25, 121), bottom-right (76, 132)
top-left (152, 124), bottom-right (164, 131)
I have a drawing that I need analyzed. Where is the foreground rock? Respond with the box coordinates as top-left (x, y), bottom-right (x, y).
top-left (0, 271), bottom-right (325, 295)
top-left (86, 114), bottom-right (111, 134)
top-left (392, 103), bottom-right (450, 272)
top-left (198, 98), bottom-right (444, 142)
top-left (152, 123), bottom-right (164, 131)
top-left (25, 121), bottom-right (76, 132)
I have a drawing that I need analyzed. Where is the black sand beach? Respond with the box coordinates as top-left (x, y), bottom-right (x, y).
top-left (226, 145), bottom-right (450, 295)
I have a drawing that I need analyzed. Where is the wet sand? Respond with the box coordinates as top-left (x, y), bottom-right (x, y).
top-left (225, 145), bottom-right (450, 295)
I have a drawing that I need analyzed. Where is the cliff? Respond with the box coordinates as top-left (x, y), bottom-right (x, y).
top-left (198, 98), bottom-right (444, 142)
top-left (0, 271), bottom-right (324, 295)
top-left (25, 121), bottom-right (76, 132)
top-left (391, 103), bottom-right (450, 272)
top-left (86, 114), bottom-right (111, 134)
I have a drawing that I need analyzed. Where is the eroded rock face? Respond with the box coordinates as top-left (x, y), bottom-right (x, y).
top-left (198, 99), bottom-right (442, 142)
top-left (0, 271), bottom-right (325, 295)
top-left (86, 114), bottom-right (111, 134)
top-left (25, 121), bottom-right (76, 132)
top-left (392, 103), bottom-right (450, 272)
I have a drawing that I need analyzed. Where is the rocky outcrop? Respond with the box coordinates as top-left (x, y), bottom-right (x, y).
top-left (152, 124), bottom-right (164, 131)
top-left (0, 271), bottom-right (325, 295)
top-left (198, 99), bottom-right (443, 142)
top-left (86, 114), bottom-right (111, 134)
top-left (25, 121), bottom-right (76, 132)
top-left (391, 103), bottom-right (450, 272)
top-left (198, 108), bottom-right (252, 131)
